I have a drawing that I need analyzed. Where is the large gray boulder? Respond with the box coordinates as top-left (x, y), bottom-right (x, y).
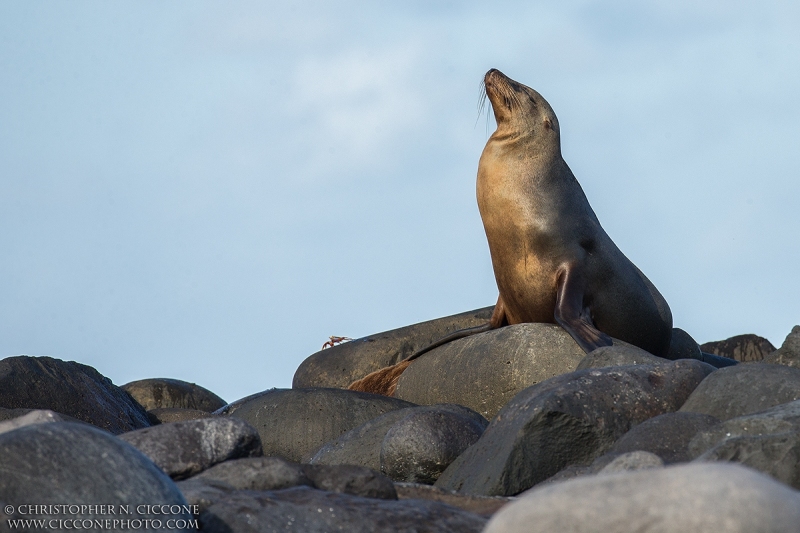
top-left (434, 360), bottom-right (713, 496)
top-left (484, 463), bottom-right (800, 533)
top-left (764, 325), bottom-right (800, 368)
top-left (394, 323), bottom-right (637, 420)
top-left (119, 417), bottom-right (262, 479)
top-left (293, 306), bottom-right (494, 389)
top-left (0, 422), bottom-right (194, 531)
top-left (217, 388), bottom-right (415, 462)
top-left (199, 486), bottom-right (487, 533)
top-left (576, 344), bottom-right (668, 370)
top-left (122, 378), bottom-right (226, 412)
top-left (679, 363), bottom-right (800, 420)
top-left (0, 356), bottom-right (150, 434)
top-left (310, 404), bottom-right (487, 484)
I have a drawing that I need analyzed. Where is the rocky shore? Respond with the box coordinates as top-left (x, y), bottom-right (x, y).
top-left (1, 310), bottom-right (799, 532)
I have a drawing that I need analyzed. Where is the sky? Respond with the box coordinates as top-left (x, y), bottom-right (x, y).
top-left (1, 1), bottom-right (798, 403)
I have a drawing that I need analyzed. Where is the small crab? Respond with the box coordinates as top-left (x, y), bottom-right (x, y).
top-left (322, 336), bottom-right (353, 349)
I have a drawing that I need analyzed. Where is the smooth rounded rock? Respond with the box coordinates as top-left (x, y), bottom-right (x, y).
top-left (435, 360), bottom-right (713, 496)
top-left (119, 416), bottom-right (262, 479)
top-left (576, 344), bottom-right (667, 370)
top-left (147, 408), bottom-right (214, 424)
top-left (0, 409), bottom-right (65, 436)
top-left (395, 323), bottom-right (637, 420)
top-left (598, 451), bottom-right (664, 474)
top-left (0, 356), bottom-right (150, 434)
top-left (381, 408), bottom-right (487, 484)
top-left (218, 388), bottom-right (415, 463)
top-left (665, 327), bottom-right (702, 360)
top-left (303, 464), bottom-right (398, 499)
top-left (607, 411), bottom-right (720, 463)
top-left (0, 422), bottom-right (193, 530)
top-left (191, 456), bottom-right (311, 490)
top-left (679, 363), bottom-right (800, 420)
top-left (293, 306), bottom-right (494, 389)
top-left (485, 463), bottom-right (800, 533)
top-left (702, 333), bottom-right (777, 363)
top-left (122, 378), bottom-right (226, 412)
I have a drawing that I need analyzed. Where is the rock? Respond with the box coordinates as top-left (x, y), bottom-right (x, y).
top-left (122, 378), bottom-right (226, 412)
top-left (380, 407), bottom-right (487, 484)
top-left (293, 306), bottom-right (494, 389)
top-left (175, 477), bottom-right (235, 514)
top-left (702, 333), bottom-right (778, 363)
top-left (310, 404), bottom-right (487, 484)
top-left (435, 360), bottom-right (713, 496)
top-left (598, 451), bottom-right (664, 474)
top-left (679, 363), bottom-right (800, 420)
top-left (606, 411), bottom-right (720, 463)
top-left (394, 483), bottom-right (513, 516)
top-left (199, 486), bottom-right (487, 533)
top-left (0, 356), bottom-right (150, 434)
top-left (764, 325), bottom-right (800, 368)
top-left (147, 408), bottom-right (214, 424)
top-left (191, 456), bottom-right (312, 490)
top-left (218, 388), bottom-right (415, 463)
top-left (0, 422), bottom-right (194, 530)
top-left (119, 417), bottom-right (262, 480)
top-left (575, 344), bottom-right (668, 370)
top-left (485, 463), bottom-right (800, 533)
top-left (303, 464), bottom-right (398, 499)
top-left (696, 430), bottom-right (800, 489)
top-left (394, 323), bottom-right (636, 420)
top-left (0, 409), bottom-right (65, 436)
top-left (666, 327), bottom-right (702, 360)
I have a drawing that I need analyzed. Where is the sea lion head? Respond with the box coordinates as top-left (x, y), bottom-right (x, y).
top-left (483, 69), bottom-right (560, 147)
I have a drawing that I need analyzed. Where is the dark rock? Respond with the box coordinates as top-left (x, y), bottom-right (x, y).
top-left (576, 344), bottom-right (667, 370)
top-left (0, 356), bottom-right (150, 434)
top-left (175, 477), bottom-right (235, 514)
top-left (701, 333), bottom-right (777, 363)
top-left (192, 456), bottom-right (312, 491)
top-left (434, 360), bottom-right (713, 496)
top-left (147, 408), bottom-right (214, 424)
top-left (218, 388), bottom-right (415, 463)
top-left (679, 363), bottom-right (800, 420)
top-left (119, 417), bottom-right (262, 480)
top-left (122, 378), bottom-right (226, 412)
top-left (293, 306), bottom-right (494, 389)
top-left (764, 325), bottom-right (800, 368)
top-left (486, 463), bottom-right (800, 533)
top-left (394, 483), bottom-right (513, 516)
top-left (666, 327), bottom-right (702, 360)
top-left (597, 450), bottom-right (664, 473)
top-left (303, 464), bottom-right (397, 499)
top-left (0, 409), bottom-right (65, 435)
top-left (395, 323), bottom-right (637, 420)
top-left (696, 431), bottom-right (800, 489)
top-left (381, 407), bottom-right (487, 484)
top-left (607, 411), bottom-right (720, 463)
top-left (200, 486), bottom-right (487, 533)
top-left (309, 404), bottom-right (489, 479)
top-left (0, 422), bottom-right (194, 530)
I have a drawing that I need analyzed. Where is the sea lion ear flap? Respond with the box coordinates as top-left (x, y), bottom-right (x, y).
top-left (543, 118), bottom-right (554, 131)
top-left (553, 263), bottom-right (613, 353)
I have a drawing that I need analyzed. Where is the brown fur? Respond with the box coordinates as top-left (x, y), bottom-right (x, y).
top-left (347, 359), bottom-right (411, 396)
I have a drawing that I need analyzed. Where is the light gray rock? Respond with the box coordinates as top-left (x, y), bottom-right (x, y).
top-left (679, 363), bottom-right (800, 420)
top-left (598, 451), bottom-right (664, 474)
top-left (394, 483), bottom-right (512, 516)
top-left (191, 456), bottom-right (312, 491)
top-left (0, 422), bottom-right (194, 531)
top-left (576, 344), bottom-right (667, 370)
top-left (764, 325), bottom-right (800, 368)
top-left (293, 306), bottom-right (494, 389)
top-left (435, 360), bottom-right (713, 496)
top-left (394, 323), bottom-right (637, 420)
top-left (0, 409), bottom-right (65, 435)
top-left (218, 388), bottom-right (414, 463)
top-left (175, 477), bottom-right (235, 514)
top-left (486, 463), bottom-right (800, 533)
top-left (0, 355), bottom-right (150, 434)
top-left (199, 486), bottom-right (487, 533)
top-left (122, 378), bottom-right (226, 412)
top-left (119, 417), bottom-right (262, 479)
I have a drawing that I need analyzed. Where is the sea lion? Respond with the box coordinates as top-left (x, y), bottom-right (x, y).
top-left (349, 69), bottom-right (673, 395)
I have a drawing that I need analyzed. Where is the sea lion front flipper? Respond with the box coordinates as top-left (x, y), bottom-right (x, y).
top-left (553, 263), bottom-right (613, 353)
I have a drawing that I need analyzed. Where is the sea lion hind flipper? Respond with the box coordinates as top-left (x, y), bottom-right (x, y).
top-left (347, 359), bottom-right (411, 397)
top-left (554, 264), bottom-right (613, 354)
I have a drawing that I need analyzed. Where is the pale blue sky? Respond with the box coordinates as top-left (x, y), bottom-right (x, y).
top-left (1, 1), bottom-right (798, 402)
